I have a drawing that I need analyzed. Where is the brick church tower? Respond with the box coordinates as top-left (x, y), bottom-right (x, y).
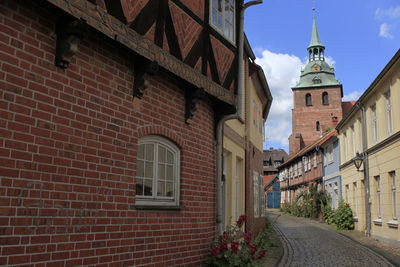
top-left (289, 9), bottom-right (343, 155)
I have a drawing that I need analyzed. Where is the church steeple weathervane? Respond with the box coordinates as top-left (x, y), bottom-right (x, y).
top-left (308, 8), bottom-right (325, 62)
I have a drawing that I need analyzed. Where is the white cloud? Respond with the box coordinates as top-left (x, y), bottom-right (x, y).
top-left (375, 6), bottom-right (400, 20)
top-left (343, 91), bottom-right (362, 101)
top-left (379, 23), bottom-right (394, 39)
top-left (256, 50), bottom-right (305, 150)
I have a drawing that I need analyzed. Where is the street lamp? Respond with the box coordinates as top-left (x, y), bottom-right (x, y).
top-left (353, 152), bottom-right (363, 171)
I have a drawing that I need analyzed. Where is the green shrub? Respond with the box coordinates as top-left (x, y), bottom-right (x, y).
top-left (321, 202), bottom-right (336, 225)
top-left (335, 200), bottom-right (354, 230)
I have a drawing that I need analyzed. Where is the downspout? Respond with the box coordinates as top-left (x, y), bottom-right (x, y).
top-left (216, 0), bottom-right (263, 234)
top-left (356, 102), bottom-right (371, 237)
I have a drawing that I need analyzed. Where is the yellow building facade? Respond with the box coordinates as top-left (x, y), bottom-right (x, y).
top-left (338, 49), bottom-right (400, 240)
top-left (223, 38), bottom-right (272, 230)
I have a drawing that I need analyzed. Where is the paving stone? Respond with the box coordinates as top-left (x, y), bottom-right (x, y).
top-left (267, 212), bottom-right (394, 266)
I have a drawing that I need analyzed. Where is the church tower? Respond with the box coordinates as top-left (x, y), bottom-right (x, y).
top-left (289, 9), bottom-right (343, 155)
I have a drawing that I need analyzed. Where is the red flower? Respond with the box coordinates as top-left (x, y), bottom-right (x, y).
top-left (258, 250), bottom-right (267, 260)
top-left (345, 203), bottom-right (350, 208)
top-left (231, 241), bottom-right (239, 254)
top-left (313, 182), bottom-right (317, 186)
top-left (249, 242), bottom-right (258, 255)
top-left (310, 198), bottom-right (314, 201)
top-left (243, 232), bottom-right (252, 244)
top-left (220, 243), bottom-right (228, 252)
top-left (309, 182), bottom-right (313, 185)
top-left (211, 246), bottom-right (220, 256)
top-left (237, 215), bottom-right (247, 228)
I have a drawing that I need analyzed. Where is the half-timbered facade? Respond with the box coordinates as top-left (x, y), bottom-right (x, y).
top-left (0, 0), bottom-right (248, 266)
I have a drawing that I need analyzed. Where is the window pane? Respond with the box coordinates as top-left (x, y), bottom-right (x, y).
top-left (145, 144), bottom-right (154, 161)
top-left (138, 144), bottom-right (144, 159)
top-left (166, 151), bottom-right (173, 164)
top-left (157, 181), bottom-right (165, 197)
top-left (136, 178), bottom-right (143, 196)
top-left (145, 162), bottom-right (153, 178)
top-left (158, 164), bottom-right (165, 180)
top-left (217, 14), bottom-right (222, 29)
top-left (212, 9), bottom-right (217, 26)
top-left (144, 179), bottom-right (152, 196)
top-left (217, 0), bottom-right (222, 12)
top-left (212, 0), bottom-right (217, 9)
top-left (166, 165), bottom-right (173, 181)
top-left (159, 146), bottom-right (166, 163)
top-left (166, 182), bottom-right (174, 197)
top-left (137, 160), bottom-right (144, 177)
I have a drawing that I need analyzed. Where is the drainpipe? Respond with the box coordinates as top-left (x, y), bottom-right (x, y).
top-left (356, 102), bottom-right (371, 237)
top-left (216, 0), bottom-right (263, 234)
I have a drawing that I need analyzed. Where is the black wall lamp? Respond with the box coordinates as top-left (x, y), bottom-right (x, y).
top-left (353, 152), bottom-right (364, 172)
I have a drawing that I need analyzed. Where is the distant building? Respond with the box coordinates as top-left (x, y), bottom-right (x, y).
top-left (320, 130), bottom-right (341, 209)
top-left (263, 148), bottom-right (288, 176)
top-left (281, 10), bottom-right (354, 203)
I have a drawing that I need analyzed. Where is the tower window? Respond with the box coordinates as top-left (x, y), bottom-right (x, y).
top-left (322, 92), bottom-right (329, 105)
top-left (306, 93), bottom-right (312, 106)
top-left (316, 121), bottom-right (320, 131)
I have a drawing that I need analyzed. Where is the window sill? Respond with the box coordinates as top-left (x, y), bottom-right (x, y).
top-left (373, 218), bottom-right (382, 225)
top-left (135, 205), bottom-right (184, 211)
top-left (353, 216), bottom-right (358, 222)
top-left (387, 220), bottom-right (398, 228)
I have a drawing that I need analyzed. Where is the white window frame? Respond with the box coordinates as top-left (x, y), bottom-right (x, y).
top-left (253, 171), bottom-right (259, 218)
top-left (354, 182), bottom-right (358, 217)
top-left (375, 176), bottom-right (381, 219)
top-left (351, 125), bottom-right (356, 157)
top-left (260, 174), bottom-right (265, 217)
top-left (327, 144), bottom-right (333, 164)
top-left (136, 135), bottom-right (180, 207)
top-left (391, 171), bottom-right (397, 220)
top-left (343, 132), bottom-right (348, 162)
top-left (386, 90), bottom-right (393, 136)
top-left (298, 161), bottom-right (302, 176)
top-left (307, 155), bottom-right (311, 170)
top-left (371, 104), bottom-right (378, 144)
top-left (313, 152), bottom-right (317, 168)
top-left (210, 0), bottom-right (235, 43)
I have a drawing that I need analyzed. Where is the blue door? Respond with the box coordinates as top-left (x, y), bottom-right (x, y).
top-left (267, 182), bottom-right (281, 209)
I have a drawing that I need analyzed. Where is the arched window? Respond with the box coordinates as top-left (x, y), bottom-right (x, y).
top-left (136, 135), bottom-right (180, 207)
top-left (306, 93), bottom-right (312, 106)
top-left (322, 92), bottom-right (329, 105)
top-left (316, 121), bottom-right (320, 131)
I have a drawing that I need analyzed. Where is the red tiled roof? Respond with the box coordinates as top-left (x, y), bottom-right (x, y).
top-left (342, 101), bottom-right (356, 116)
top-left (278, 129), bottom-right (338, 168)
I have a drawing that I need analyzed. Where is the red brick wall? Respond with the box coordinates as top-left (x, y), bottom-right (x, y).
top-left (290, 87), bottom-right (342, 153)
top-left (0, 1), bottom-right (217, 266)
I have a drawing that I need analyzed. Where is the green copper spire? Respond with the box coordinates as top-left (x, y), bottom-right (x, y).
top-left (292, 8), bottom-right (341, 89)
top-left (308, 8), bottom-right (324, 49)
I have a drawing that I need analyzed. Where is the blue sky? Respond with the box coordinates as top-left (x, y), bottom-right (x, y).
top-left (244, 0), bottom-right (400, 152)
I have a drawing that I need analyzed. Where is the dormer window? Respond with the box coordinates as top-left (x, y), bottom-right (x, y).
top-left (210, 0), bottom-right (235, 42)
top-left (312, 76), bottom-right (322, 84)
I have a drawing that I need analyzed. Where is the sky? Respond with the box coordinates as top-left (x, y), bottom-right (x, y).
top-left (244, 0), bottom-right (400, 153)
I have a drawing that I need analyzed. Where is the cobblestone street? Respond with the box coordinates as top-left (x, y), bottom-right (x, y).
top-left (267, 212), bottom-right (396, 266)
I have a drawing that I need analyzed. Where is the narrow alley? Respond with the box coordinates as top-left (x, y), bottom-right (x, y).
top-left (268, 212), bottom-right (397, 266)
